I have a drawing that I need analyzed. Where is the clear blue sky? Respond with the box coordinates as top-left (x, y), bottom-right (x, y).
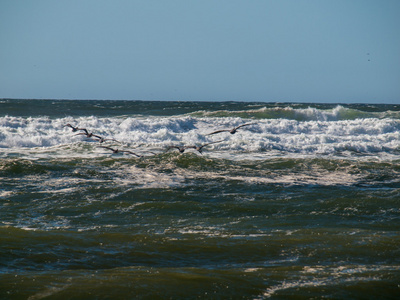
top-left (1, 0), bottom-right (399, 103)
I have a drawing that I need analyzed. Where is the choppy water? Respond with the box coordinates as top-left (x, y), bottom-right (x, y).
top-left (1, 99), bottom-right (400, 299)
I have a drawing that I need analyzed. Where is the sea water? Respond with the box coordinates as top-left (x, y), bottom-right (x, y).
top-left (0, 99), bottom-right (399, 299)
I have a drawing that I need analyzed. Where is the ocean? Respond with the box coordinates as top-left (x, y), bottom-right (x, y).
top-left (1, 99), bottom-right (399, 299)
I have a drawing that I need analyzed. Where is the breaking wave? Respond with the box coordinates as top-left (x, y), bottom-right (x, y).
top-left (1, 114), bottom-right (400, 161)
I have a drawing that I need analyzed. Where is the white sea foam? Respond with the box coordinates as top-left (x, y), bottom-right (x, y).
top-left (1, 115), bottom-right (400, 161)
top-left (194, 105), bottom-right (379, 121)
top-left (260, 263), bottom-right (399, 299)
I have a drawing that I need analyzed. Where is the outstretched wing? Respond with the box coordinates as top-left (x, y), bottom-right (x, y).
top-left (78, 128), bottom-right (89, 135)
top-left (202, 140), bottom-right (224, 147)
top-left (106, 138), bottom-right (121, 143)
top-left (207, 129), bottom-right (229, 135)
top-left (91, 134), bottom-right (104, 141)
top-left (235, 123), bottom-right (254, 129)
top-left (100, 146), bottom-right (115, 151)
top-left (121, 150), bottom-right (142, 157)
top-left (184, 145), bottom-right (196, 150)
top-left (197, 140), bottom-right (223, 152)
top-left (64, 124), bottom-right (80, 131)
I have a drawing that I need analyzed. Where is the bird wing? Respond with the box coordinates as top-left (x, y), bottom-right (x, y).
top-left (78, 128), bottom-right (89, 135)
top-left (91, 134), bottom-right (104, 140)
top-left (100, 146), bottom-right (114, 151)
top-left (196, 140), bottom-right (223, 152)
top-left (236, 123), bottom-right (253, 129)
top-left (207, 129), bottom-right (229, 135)
top-left (105, 138), bottom-right (120, 143)
top-left (122, 151), bottom-right (141, 157)
top-left (202, 140), bottom-right (224, 147)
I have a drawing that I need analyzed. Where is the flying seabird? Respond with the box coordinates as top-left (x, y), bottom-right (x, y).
top-left (64, 124), bottom-right (84, 132)
top-left (93, 136), bottom-right (120, 144)
top-left (207, 123), bottom-right (255, 135)
top-left (100, 146), bottom-right (142, 157)
top-left (185, 140), bottom-right (223, 154)
top-left (166, 140), bottom-right (223, 154)
top-left (75, 128), bottom-right (104, 140)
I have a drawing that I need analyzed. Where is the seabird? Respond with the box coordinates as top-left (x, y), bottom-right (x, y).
top-left (93, 136), bottom-right (120, 144)
top-left (100, 146), bottom-right (142, 157)
top-left (166, 140), bottom-right (223, 154)
top-left (207, 123), bottom-right (255, 135)
top-left (185, 140), bottom-right (223, 154)
top-left (75, 128), bottom-right (104, 140)
top-left (64, 124), bottom-right (83, 132)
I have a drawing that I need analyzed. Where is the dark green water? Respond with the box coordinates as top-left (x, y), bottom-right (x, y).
top-left (1, 100), bottom-right (400, 299)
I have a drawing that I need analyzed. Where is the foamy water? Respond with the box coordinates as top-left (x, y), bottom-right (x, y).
top-left (2, 113), bottom-right (400, 161)
top-left (1, 100), bottom-right (400, 299)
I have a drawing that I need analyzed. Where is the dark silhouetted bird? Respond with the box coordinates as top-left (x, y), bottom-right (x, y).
top-left (185, 140), bottom-right (223, 154)
top-left (100, 146), bottom-right (142, 157)
top-left (64, 124), bottom-right (84, 132)
top-left (207, 123), bottom-right (255, 135)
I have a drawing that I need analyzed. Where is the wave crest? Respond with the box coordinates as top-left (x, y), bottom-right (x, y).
top-left (190, 105), bottom-right (383, 121)
top-left (1, 113), bottom-right (400, 160)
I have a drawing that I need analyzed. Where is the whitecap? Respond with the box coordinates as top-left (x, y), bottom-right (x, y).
top-left (2, 114), bottom-right (400, 161)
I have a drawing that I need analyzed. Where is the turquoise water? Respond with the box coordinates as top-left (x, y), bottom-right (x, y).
top-left (1, 99), bottom-right (400, 299)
